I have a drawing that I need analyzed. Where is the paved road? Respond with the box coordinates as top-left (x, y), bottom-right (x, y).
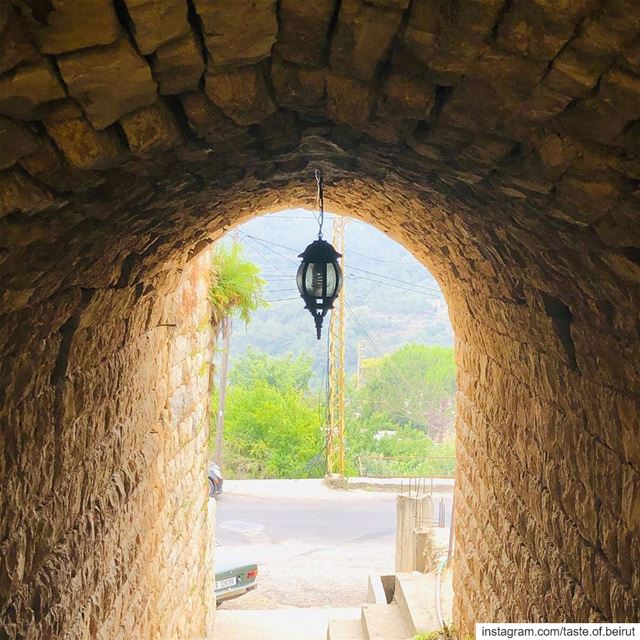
top-left (214, 480), bottom-right (452, 610)
top-left (216, 493), bottom-right (397, 546)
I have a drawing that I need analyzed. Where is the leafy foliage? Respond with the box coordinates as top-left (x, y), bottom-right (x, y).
top-left (214, 344), bottom-right (457, 479)
top-left (343, 343), bottom-right (457, 476)
top-left (345, 413), bottom-right (456, 477)
top-left (212, 351), bottom-right (323, 479)
top-left (230, 347), bottom-right (313, 392)
top-left (355, 344), bottom-right (456, 439)
top-left (209, 241), bottom-right (268, 325)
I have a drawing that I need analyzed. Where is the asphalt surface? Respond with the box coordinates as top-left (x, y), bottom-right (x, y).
top-left (216, 493), bottom-right (397, 546)
top-left (214, 480), bottom-right (452, 610)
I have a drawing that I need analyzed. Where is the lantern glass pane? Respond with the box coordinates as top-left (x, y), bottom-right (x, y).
top-left (305, 262), bottom-right (325, 297)
top-left (334, 263), bottom-right (343, 295)
top-left (325, 263), bottom-right (338, 297)
top-left (296, 263), bottom-right (305, 295)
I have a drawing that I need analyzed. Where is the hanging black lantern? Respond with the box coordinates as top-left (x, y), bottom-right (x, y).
top-left (297, 170), bottom-right (343, 340)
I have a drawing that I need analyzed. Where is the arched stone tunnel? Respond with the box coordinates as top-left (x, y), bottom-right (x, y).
top-left (1, 0), bottom-right (640, 637)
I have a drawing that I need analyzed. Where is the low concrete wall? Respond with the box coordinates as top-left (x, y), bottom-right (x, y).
top-left (395, 495), bottom-right (434, 573)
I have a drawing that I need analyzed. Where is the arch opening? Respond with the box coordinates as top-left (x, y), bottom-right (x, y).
top-left (1, 0), bottom-right (640, 636)
top-left (212, 209), bottom-right (457, 616)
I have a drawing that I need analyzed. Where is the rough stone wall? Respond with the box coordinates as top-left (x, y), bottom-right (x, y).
top-left (0, 252), bottom-right (214, 639)
top-left (1, 0), bottom-right (640, 637)
top-left (450, 283), bottom-right (640, 632)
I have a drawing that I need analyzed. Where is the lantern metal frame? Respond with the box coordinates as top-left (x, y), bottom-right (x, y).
top-left (296, 170), bottom-right (344, 339)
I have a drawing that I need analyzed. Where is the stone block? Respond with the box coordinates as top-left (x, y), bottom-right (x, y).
top-left (326, 73), bottom-right (373, 127)
top-left (257, 109), bottom-right (300, 151)
top-left (330, 0), bottom-right (404, 81)
top-left (0, 60), bottom-right (66, 120)
top-left (535, 133), bottom-right (577, 171)
top-left (443, 80), bottom-right (507, 135)
top-left (510, 84), bottom-right (572, 124)
top-left (552, 175), bottom-right (620, 226)
top-left (271, 57), bottom-right (326, 113)
top-left (545, 47), bottom-right (607, 98)
top-left (601, 251), bottom-right (640, 284)
top-left (193, 0), bottom-right (277, 68)
top-left (19, 137), bottom-right (103, 192)
top-left (378, 73), bottom-right (435, 119)
top-left (58, 37), bottom-right (158, 130)
top-left (31, 0), bottom-right (121, 54)
top-left (621, 464), bottom-right (640, 533)
top-left (45, 108), bottom-right (126, 170)
top-left (180, 93), bottom-right (251, 150)
top-left (120, 101), bottom-right (181, 156)
top-left (497, 1), bottom-right (578, 61)
top-left (0, 117), bottom-right (39, 170)
top-left (275, 0), bottom-right (335, 67)
top-left (152, 33), bottom-right (205, 95)
top-left (124, 0), bottom-right (189, 54)
top-left (0, 6), bottom-right (40, 74)
top-left (205, 65), bottom-right (276, 125)
top-left (560, 67), bottom-right (640, 144)
top-left (572, 5), bottom-right (638, 60)
top-left (0, 168), bottom-right (52, 217)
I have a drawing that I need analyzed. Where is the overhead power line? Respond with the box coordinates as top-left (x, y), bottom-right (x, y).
top-left (347, 275), bottom-right (442, 298)
top-left (238, 233), bottom-right (443, 295)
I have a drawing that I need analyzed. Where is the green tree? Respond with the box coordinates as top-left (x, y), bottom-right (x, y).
top-left (344, 343), bottom-right (457, 477)
top-left (213, 350), bottom-right (323, 479)
top-left (356, 344), bottom-right (456, 439)
top-left (209, 241), bottom-right (267, 465)
top-left (230, 347), bottom-right (312, 392)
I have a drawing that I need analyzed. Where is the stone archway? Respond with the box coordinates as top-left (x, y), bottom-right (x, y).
top-left (1, 1), bottom-right (639, 638)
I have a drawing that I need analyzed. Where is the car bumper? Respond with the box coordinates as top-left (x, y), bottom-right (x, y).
top-left (216, 582), bottom-right (257, 603)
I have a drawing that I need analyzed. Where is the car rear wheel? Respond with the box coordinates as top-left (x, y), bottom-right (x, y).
top-left (208, 478), bottom-right (216, 497)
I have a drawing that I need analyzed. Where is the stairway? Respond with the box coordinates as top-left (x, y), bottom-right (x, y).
top-left (327, 571), bottom-right (446, 640)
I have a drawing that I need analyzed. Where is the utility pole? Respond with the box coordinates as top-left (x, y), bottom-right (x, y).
top-left (327, 216), bottom-right (346, 476)
top-left (214, 316), bottom-right (232, 465)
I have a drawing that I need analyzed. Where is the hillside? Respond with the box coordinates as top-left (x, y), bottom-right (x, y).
top-left (225, 209), bottom-right (453, 380)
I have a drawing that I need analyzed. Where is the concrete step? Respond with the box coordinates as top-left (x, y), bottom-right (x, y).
top-left (214, 607), bottom-right (360, 640)
top-left (394, 572), bottom-right (439, 635)
top-left (328, 618), bottom-right (365, 640)
top-left (360, 603), bottom-right (412, 640)
top-left (366, 573), bottom-right (389, 604)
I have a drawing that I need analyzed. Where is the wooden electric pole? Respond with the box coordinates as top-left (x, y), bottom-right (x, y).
top-left (327, 216), bottom-right (346, 476)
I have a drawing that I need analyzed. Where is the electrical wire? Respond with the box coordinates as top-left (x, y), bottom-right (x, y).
top-left (345, 302), bottom-right (426, 402)
top-left (243, 233), bottom-right (300, 267)
top-left (265, 288), bottom-right (300, 294)
top-left (344, 247), bottom-right (415, 265)
top-left (240, 234), bottom-right (292, 276)
top-left (347, 275), bottom-right (442, 298)
top-left (347, 266), bottom-right (441, 294)
top-left (239, 233), bottom-right (442, 295)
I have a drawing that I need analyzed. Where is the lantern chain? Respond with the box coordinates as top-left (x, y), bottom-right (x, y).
top-left (315, 168), bottom-right (324, 239)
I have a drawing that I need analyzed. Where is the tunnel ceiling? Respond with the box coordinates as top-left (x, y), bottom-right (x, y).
top-left (1, 0), bottom-right (640, 325)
